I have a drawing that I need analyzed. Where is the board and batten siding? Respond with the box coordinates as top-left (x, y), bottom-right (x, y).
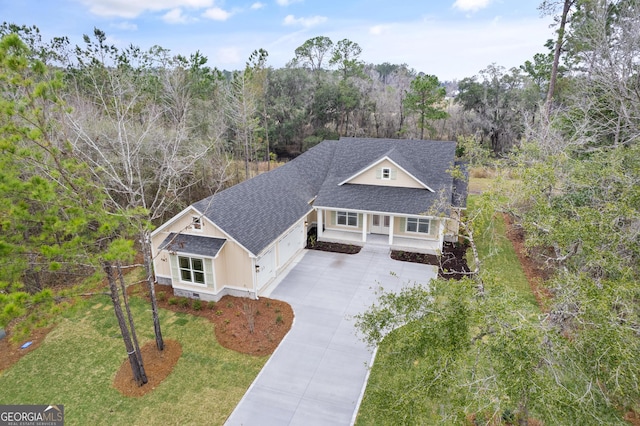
top-left (152, 208), bottom-right (254, 293)
top-left (346, 159), bottom-right (425, 189)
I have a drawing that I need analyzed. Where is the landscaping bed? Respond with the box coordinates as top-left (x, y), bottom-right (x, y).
top-left (307, 240), bottom-right (362, 254)
top-left (131, 284), bottom-right (294, 356)
top-left (391, 241), bottom-right (471, 280)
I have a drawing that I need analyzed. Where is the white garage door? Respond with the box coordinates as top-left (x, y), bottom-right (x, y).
top-left (278, 222), bottom-right (304, 268)
top-left (256, 247), bottom-right (276, 290)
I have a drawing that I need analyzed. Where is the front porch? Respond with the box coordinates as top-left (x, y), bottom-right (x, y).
top-left (319, 229), bottom-right (441, 255)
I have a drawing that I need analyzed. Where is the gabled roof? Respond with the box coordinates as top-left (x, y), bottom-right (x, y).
top-left (187, 137), bottom-right (463, 257)
top-left (314, 138), bottom-right (457, 215)
top-left (159, 233), bottom-right (226, 258)
top-left (192, 140), bottom-right (337, 257)
top-left (338, 154), bottom-right (433, 191)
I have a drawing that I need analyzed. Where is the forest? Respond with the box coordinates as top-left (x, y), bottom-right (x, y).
top-left (1, 0), bottom-right (639, 424)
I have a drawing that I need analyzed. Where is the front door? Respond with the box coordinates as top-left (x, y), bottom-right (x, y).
top-left (371, 214), bottom-right (390, 235)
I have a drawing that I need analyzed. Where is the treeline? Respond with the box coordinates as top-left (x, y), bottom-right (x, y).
top-left (357, 0), bottom-right (640, 423)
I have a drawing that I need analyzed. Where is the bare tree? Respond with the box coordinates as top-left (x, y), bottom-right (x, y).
top-left (65, 29), bottom-right (226, 351)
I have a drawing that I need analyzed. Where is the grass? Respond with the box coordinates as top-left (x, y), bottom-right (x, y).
top-left (356, 195), bottom-right (540, 425)
top-left (468, 196), bottom-right (539, 310)
top-left (0, 294), bottom-right (266, 425)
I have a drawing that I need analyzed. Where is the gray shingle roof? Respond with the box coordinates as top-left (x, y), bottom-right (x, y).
top-left (189, 137), bottom-right (464, 257)
top-left (192, 141), bottom-right (337, 256)
top-left (452, 161), bottom-right (469, 208)
top-left (159, 233), bottom-right (226, 257)
top-left (314, 138), bottom-right (458, 215)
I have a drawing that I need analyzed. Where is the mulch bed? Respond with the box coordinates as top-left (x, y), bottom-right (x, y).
top-left (113, 339), bottom-right (182, 397)
top-left (112, 285), bottom-right (294, 397)
top-left (130, 285), bottom-right (294, 357)
top-left (0, 325), bottom-right (53, 372)
top-left (307, 240), bottom-right (362, 254)
top-left (391, 241), bottom-right (471, 280)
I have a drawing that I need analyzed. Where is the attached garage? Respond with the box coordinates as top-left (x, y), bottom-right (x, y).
top-left (256, 246), bottom-right (276, 291)
top-left (277, 222), bottom-right (305, 269)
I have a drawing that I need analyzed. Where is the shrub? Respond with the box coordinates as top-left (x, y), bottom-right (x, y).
top-left (32, 289), bottom-right (53, 305)
top-left (215, 310), bottom-right (223, 316)
top-left (192, 299), bottom-right (202, 311)
top-left (157, 292), bottom-right (166, 302)
top-left (178, 298), bottom-right (190, 308)
top-left (207, 301), bottom-right (216, 310)
top-left (275, 314), bottom-right (283, 324)
top-left (168, 297), bottom-right (179, 306)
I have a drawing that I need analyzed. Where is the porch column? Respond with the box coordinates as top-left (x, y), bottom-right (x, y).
top-left (388, 215), bottom-right (395, 245)
top-left (317, 208), bottom-right (323, 238)
top-left (362, 213), bottom-right (367, 242)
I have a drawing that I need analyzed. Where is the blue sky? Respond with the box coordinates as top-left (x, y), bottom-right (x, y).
top-left (1, 0), bottom-right (554, 80)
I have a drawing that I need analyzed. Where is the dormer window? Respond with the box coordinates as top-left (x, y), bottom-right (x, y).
top-left (382, 167), bottom-right (391, 180)
top-left (191, 216), bottom-right (203, 231)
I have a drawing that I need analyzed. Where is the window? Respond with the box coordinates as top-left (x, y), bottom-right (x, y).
top-left (178, 256), bottom-right (205, 285)
top-left (406, 217), bottom-right (430, 234)
top-left (382, 167), bottom-right (391, 179)
top-left (191, 216), bottom-right (203, 231)
top-left (337, 211), bottom-right (358, 227)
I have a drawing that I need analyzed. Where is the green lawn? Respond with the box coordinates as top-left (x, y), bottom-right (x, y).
top-left (468, 196), bottom-right (538, 309)
top-left (0, 295), bottom-right (266, 425)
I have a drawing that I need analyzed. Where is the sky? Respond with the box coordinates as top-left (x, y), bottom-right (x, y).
top-left (1, 0), bottom-right (556, 81)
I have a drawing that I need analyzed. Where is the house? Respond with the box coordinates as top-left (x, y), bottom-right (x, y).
top-left (151, 138), bottom-right (467, 301)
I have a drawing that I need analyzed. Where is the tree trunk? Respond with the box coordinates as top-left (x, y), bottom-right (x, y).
top-left (545, 0), bottom-right (574, 116)
top-left (117, 262), bottom-right (147, 383)
top-left (143, 230), bottom-right (164, 351)
top-left (104, 261), bottom-right (146, 387)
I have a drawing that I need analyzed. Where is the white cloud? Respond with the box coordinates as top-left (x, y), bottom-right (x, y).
top-left (217, 47), bottom-right (241, 64)
top-left (276, 0), bottom-right (302, 5)
top-left (282, 14), bottom-right (327, 28)
top-left (369, 25), bottom-right (390, 35)
top-left (202, 7), bottom-right (232, 20)
top-left (111, 21), bottom-right (138, 30)
top-left (251, 2), bottom-right (266, 9)
top-left (452, 0), bottom-right (492, 13)
top-left (163, 8), bottom-right (190, 24)
top-left (79, 0), bottom-right (213, 18)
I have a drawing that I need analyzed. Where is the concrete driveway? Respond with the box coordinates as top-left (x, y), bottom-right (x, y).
top-left (225, 245), bottom-right (437, 426)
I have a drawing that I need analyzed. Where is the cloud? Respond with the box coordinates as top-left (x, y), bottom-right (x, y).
top-left (217, 47), bottom-right (241, 64)
top-left (276, 0), bottom-right (302, 5)
top-left (78, 0), bottom-right (213, 18)
top-left (163, 8), bottom-right (190, 24)
top-left (283, 14), bottom-right (327, 28)
top-left (452, 0), bottom-right (492, 12)
top-left (202, 7), bottom-right (232, 20)
top-left (369, 25), bottom-right (390, 35)
top-left (251, 2), bottom-right (266, 9)
top-left (111, 21), bottom-right (138, 30)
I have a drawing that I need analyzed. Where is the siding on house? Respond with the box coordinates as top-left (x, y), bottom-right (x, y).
top-left (346, 158), bottom-right (425, 189)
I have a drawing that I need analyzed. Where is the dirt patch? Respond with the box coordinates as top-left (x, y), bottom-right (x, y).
top-left (0, 326), bottom-right (53, 372)
top-left (131, 285), bottom-right (294, 357)
top-left (307, 240), bottom-right (362, 254)
top-left (113, 339), bottom-right (182, 397)
top-left (391, 242), bottom-right (471, 280)
top-left (502, 213), bottom-right (553, 311)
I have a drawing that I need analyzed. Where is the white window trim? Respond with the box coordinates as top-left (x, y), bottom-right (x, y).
top-left (178, 255), bottom-right (207, 286)
top-left (381, 167), bottom-right (391, 180)
top-left (191, 216), bottom-right (203, 231)
top-left (337, 211), bottom-right (359, 227)
top-left (406, 217), bottom-right (430, 234)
